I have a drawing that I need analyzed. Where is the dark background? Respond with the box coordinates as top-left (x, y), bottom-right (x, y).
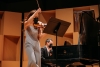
top-left (0, 0), bottom-right (99, 12)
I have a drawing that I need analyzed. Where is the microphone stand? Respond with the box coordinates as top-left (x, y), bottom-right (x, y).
top-left (97, 4), bottom-right (100, 67)
top-left (43, 17), bottom-right (71, 67)
top-left (20, 12), bottom-right (24, 67)
top-left (53, 22), bottom-right (61, 67)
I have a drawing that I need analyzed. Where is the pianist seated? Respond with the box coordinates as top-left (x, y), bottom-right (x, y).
top-left (41, 38), bottom-right (55, 67)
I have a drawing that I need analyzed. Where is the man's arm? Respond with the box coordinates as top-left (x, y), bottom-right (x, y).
top-left (41, 48), bottom-right (45, 60)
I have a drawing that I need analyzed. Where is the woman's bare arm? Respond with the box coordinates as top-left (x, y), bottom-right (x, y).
top-left (38, 27), bottom-right (47, 40)
top-left (24, 8), bottom-right (41, 30)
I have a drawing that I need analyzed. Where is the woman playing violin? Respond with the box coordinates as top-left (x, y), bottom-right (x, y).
top-left (24, 8), bottom-right (46, 67)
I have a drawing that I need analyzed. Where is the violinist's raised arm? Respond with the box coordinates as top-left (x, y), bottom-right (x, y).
top-left (24, 8), bottom-right (46, 67)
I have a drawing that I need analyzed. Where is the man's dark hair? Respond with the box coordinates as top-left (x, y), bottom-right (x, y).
top-left (45, 38), bottom-right (52, 45)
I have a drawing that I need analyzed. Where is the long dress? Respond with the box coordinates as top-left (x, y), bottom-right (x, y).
top-left (25, 26), bottom-right (41, 67)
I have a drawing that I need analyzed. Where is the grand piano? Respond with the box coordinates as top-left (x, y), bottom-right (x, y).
top-left (43, 10), bottom-right (100, 67)
top-left (43, 45), bottom-right (99, 67)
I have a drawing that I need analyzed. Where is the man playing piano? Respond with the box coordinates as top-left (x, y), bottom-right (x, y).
top-left (41, 38), bottom-right (55, 67)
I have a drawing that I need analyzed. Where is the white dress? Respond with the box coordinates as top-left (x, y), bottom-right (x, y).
top-left (25, 26), bottom-right (41, 67)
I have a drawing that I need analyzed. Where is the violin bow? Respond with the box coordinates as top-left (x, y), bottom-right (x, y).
top-left (36, 0), bottom-right (40, 8)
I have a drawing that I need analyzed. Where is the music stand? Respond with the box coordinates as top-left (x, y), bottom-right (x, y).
top-left (43, 17), bottom-right (71, 67)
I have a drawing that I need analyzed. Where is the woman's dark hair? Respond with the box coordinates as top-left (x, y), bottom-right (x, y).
top-left (25, 10), bottom-right (36, 21)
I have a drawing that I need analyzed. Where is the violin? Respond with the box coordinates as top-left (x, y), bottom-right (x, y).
top-left (34, 17), bottom-right (47, 28)
top-left (34, 22), bottom-right (47, 28)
